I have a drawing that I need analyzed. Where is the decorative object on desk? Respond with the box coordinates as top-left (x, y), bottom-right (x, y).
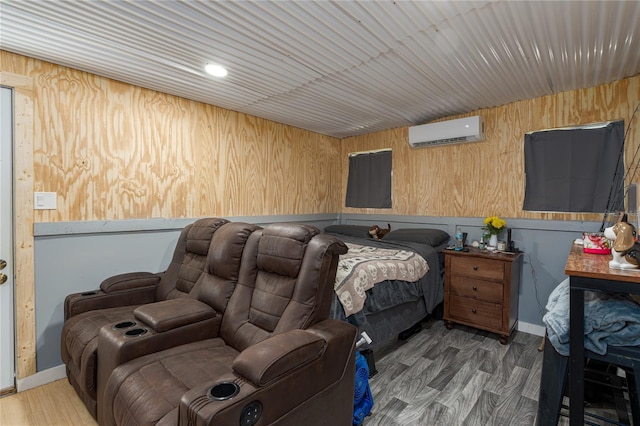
top-left (483, 216), bottom-right (506, 248)
top-left (481, 228), bottom-right (490, 247)
top-left (603, 221), bottom-right (640, 269)
top-left (368, 223), bottom-right (390, 240)
top-left (599, 103), bottom-right (640, 232)
top-left (582, 232), bottom-right (612, 254)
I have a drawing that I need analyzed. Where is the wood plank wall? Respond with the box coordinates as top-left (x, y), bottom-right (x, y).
top-left (3, 48), bottom-right (638, 225)
top-left (0, 51), bottom-right (342, 222)
top-left (341, 74), bottom-right (640, 222)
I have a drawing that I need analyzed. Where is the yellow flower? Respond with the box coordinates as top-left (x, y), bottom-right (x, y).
top-left (483, 216), bottom-right (507, 235)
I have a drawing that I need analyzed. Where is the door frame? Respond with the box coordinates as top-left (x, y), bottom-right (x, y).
top-left (0, 86), bottom-right (16, 395)
top-left (0, 72), bottom-right (35, 382)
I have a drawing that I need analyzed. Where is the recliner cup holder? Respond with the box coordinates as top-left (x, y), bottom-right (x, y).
top-left (112, 321), bottom-right (136, 330)
top-left (209, 382), bottom-right (240, 401)
top-left (124, 328), bottom-right (147, 337)
top-left (81, 291), bottom-right (98, 296)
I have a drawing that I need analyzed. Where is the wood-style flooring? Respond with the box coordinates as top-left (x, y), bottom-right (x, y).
top-left (0, 378), bottom-right (96, 426)
top-left (366, 319), bottom-right (543, 426)
top-left (367, 318), bottom-right (632, 426)
top-left (0, 318), bottom-right (632, 425)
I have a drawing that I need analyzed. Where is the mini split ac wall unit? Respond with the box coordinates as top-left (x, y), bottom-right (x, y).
top-left (408, 115), bottom-right (485, 148)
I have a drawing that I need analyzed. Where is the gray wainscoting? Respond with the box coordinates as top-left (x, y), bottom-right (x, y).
top-left (34, 214), bottom-right (336, 371)
top-left (36, 213), bottom-right (602, 372)
top-left (340, 213), bottom-right (603, 336)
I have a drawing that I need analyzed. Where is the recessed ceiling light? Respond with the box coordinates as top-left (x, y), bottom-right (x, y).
top-left (205, 63), bottom-right (228, 77)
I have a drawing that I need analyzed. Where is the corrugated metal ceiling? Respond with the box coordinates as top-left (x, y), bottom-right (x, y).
top-left (1, 0), bottom-right (639, 138)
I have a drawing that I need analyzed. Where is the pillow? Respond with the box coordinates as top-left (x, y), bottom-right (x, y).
top-left (384, 228), bottom-right (450, 247)
top-left (324, 225), bottom-right (372, 239)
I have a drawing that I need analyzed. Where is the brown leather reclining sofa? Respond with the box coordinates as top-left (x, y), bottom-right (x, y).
top-left (61, 217), bottom-right (231, 418)
top-left (61, 220), bottom-right (357, 425)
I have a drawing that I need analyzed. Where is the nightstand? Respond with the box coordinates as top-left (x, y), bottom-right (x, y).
top-left (443, 248), bottom-right (523, 344)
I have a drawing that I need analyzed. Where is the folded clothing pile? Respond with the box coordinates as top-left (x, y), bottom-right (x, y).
top-left (543, 278), bottom-right (640, 356)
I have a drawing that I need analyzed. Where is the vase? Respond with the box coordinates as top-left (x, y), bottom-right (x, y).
top-left (489, 234), bottom-right (498, 248)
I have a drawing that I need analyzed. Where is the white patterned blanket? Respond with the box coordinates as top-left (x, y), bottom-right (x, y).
top-left (335, 242), bottom-right (429, 317)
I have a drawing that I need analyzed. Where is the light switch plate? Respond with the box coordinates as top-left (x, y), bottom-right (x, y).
top-left (34, 192), bottom-right (57, 210)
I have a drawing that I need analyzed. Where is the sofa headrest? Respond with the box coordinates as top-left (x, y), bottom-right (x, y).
top-left (185, 218), bottom-right (229, 255)
top-left (257, 223), bottom-right (321, 278)
top-left (208, 222), bottom-right (262, 279)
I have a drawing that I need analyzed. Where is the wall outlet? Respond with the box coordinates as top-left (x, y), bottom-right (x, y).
top-left (34, 192), bottom-right (57, 210)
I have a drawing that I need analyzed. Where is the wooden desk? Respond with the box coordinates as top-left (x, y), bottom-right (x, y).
top-left (565, 244), bottom-right (640, 425)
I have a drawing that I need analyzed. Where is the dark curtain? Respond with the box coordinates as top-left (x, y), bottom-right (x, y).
top-left (523, 121), bottom-right (624, 213)
top-left (345, 150), bottom-right (392, 208)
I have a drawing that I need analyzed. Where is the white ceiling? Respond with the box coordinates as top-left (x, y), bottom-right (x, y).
top-left (1, 0), bottom-right (639, 138)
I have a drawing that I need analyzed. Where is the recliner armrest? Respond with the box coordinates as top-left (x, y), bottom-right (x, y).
top-left (233, 330), bottom-right (325, 386)
top-left (97, 300), bottom-right (221, 419)
top-left (134, 298), bottom-right (216, 332)
top-left (178, 319), bottom-right (358, 426)
top-left (64, 272), bottom-right (162, 320)
top-left (100, 272), bottom-right (161, 293)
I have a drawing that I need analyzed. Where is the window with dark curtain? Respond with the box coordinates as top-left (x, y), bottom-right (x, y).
top-left (345, 150), bottom-right (392, 208)
top-left (523, 120), bottom-right (625, 213)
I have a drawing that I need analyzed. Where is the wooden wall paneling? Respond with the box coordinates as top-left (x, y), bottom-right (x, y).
top-left (282, 125), bottom-right (304, 214)
top-left (102, 78), bottom-right (135, 219)
top-left (312, 129), bottom-right (340, 213)
top-left (217, 108), bottom-right (241, 216)
top-left (32, 61), bottom-right (61, 223)
top-left (3, 50), bottom-right (639, 224)
top-left (0, 71), bottom-right (35, 378)
top-left (387, 128), bottom-right (410, 215)
top-left (341, 74), bottom-right (640, 221)
top-left (264, 119), bottom-right (284, 216)
top-left (266, 122), bottom-right (286, 215)
top-left (237, 112), bottom-right (267, 216)
top-left (191, 103), bottom-right (221, 217)
top-left (329, 134), bottom-right (344, 213)
top-left (452, 116), bottom-right (476, 218)
top-left (284, 126), bottom-right (314, 214)
top-left (486, 104), bottom-right (524, 219)
top-left (301, 131), bottom-right (324, 213)
top-left (61, 65), bottom-right (103, 221)
top-left (387, 130), bottom-right (404, 215)
top-left (416, 136), bottom-right (448, 217)
top-left (3, 51), bottom-right (343, 223)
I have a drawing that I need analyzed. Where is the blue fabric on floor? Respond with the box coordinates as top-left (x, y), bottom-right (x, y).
top-left (543, 278), bottom-right (640, 355)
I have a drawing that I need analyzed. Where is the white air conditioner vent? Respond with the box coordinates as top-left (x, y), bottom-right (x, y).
top-left (408, 116), bottom-right (485, 148)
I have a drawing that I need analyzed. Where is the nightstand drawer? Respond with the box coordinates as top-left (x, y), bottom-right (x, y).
top-left (450, 256), bottom-right (504, 281)
top-left (448, 295), bottom-right (503, 330)
top-left (449, 276), bottom-right (503, 303)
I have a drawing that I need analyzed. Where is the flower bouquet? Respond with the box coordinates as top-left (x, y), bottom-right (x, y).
top-left (483, 216), bottom-right (507, 248)
top-left (483, 216), bottom-right (507, 235)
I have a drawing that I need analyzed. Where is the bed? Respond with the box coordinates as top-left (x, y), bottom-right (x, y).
top-left (325, 224), bottom-right (448, 352)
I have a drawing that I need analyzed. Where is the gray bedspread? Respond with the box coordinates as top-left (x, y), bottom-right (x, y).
top-left (327, 234), bottom-right (444, 327)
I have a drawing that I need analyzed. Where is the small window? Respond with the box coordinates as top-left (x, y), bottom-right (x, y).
top-left (345, 149), bottom-right (392, 208)
top-left (523, 121), bottom-right (625, 213)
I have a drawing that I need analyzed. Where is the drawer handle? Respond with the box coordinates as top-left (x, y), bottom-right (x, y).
top-left (472, 308), bottom-right (477, 314)
top-left (473, 265), bottom-right (478, 271)
top-left (472, 286), bottom-right (478, 291)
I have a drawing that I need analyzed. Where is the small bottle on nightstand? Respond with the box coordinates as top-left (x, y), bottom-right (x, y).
top-left (455, 227), bottom-right (463, 250)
